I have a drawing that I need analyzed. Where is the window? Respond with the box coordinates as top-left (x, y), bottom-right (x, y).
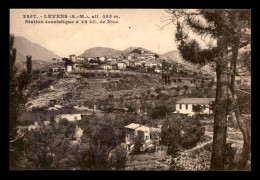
top-left (179, 104), bottom-right (182, 109)
top-left (146, 136), bottom-right (149, 140)
top-left (186, 104), bottom-right (188, 110)
top-left (74, 116), bottom-right (77, 120)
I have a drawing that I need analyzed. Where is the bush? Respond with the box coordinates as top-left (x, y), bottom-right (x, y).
top-left (223, 142), bottom-right (236, 170)
top-left (155, 87), bottom-right (161, 94)
top-left (57, 72), bottom-right (64, 79)
top-left (81, 72), bottom-right (90, 78)
top-left (108, 145), bottom-right (127, 170)
top-left (37, 79), bottom-right (54, 91)
top-left (151, 105), bottom-right (172, 119)
top-left (133, 130), bottom-right (145, 154)
top-left (161, 115), bottom-right (205, 155)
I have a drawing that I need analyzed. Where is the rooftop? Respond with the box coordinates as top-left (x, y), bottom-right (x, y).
top-left (136, 126), bottom-right (150, 132)
top-left (125, 123), bottom-right (141, 129)
top-left (176, 98), bottom-right (215, 105)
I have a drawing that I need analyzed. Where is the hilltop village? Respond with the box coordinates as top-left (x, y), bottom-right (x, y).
top-left (17, 47), bottom-right (250, 170)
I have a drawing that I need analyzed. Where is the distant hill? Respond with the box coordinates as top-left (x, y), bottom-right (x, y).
top-left (13, 36), bottom-right (61, 63)
top-left (160, 50), bottom-right (214, 74)
top-left (16, 60), bottom-right (52, 70)
top-left (81, 46), bottom-right (158, 58)
top-left (81, 47), bottom-right (123, 58)
top-left (159, 50), bottom-right (184, 64)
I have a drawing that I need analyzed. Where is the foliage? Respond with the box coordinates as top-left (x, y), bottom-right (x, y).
top-left (133, 130), bottom-right (145, 154)
top-left (80, 72), bottom-right (90, 78)
top-left (167, 9), bottom-right (251, 170)
top-left (180, 118), bottom-right (205, 149)
top-left (36, 79), bottom-right (53, 91)
top-left (161, 115), bottom-right (205, 155)
top-left (9, 34), bottom-right (30, 169)
top-left (26, 55), bottom-right (32, 80)
top-left (47, 72), bottom-right (52, 77)
top-left (237, 93), bottom-right (251, 114)
top-left (151, 105), bottom-right (172, 119)
top-left (161, 117), bottom-right (181, 155)
top-left (79, 115), bottom-right (128, 170)
top-left (57, 72), bottom-right (64, 79)
top-left (192, 104), bottom-right (203, 113)
top-left (25, 120), bottom-right (81, 170)
top-left (223, 142), bottom-right (237, 170)
top-left (108, 144), bottom-right (127, 170)
top-left (93, 124), bottom-right (118, 149)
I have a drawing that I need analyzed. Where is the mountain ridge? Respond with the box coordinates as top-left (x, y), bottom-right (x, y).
top-left (14, 36), bottom-right (61, 63)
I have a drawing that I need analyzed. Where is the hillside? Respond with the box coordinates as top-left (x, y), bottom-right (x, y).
top-left (81, 47), bottom-right (123, 58)
top-left (13, 36), bottom-right (61, 63)
top-left (81, 46), bottom-right (157, 58)
top-left (160, 50), bottom-right (214, 74)
top-left (159, 50), bottom-right (184, 64)
top-left (16, 60), bottom-right (52, 70)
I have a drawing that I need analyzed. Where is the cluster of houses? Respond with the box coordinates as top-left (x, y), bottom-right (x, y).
top-left (44, 97), bottom-right (215, 153)
top-left (49, 50), bottom-right (164, 74)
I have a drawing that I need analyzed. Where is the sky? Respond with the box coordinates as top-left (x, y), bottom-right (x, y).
top-left (10, 9), bottom-right (180, 57)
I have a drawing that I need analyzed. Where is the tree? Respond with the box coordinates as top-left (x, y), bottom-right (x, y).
top-left (57, 72), bottom-right (64, 79)
top-left (161, 117), bottom-right (181, 156)
top-left (225, 11), bottom-right (251, 170)
top-left (192, 104), bottom-right (202, 114)
top-left (26, 55), bottom-right (32, 80)
top-left (133, 130), bottom-right (145, 154)
top-left (161, 115), bottom-right (205, 156)
top-left (26, 122), bottom-right (54, 169)
top-left (9, 34), bottom-right (29, 169)
top-left (165, 9), bottom-right (250, 170)
top-left (108, 144), bottom-right (127, 170)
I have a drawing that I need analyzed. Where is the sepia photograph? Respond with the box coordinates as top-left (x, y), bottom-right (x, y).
top-left (9, 8), bottom-right (251, 171)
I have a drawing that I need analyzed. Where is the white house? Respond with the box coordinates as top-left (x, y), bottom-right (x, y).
top-left (99, 57), bottom-right (106, 62)
top-left (51, 67), bottom-right (66, 73)
top-left (134, 61), bottom-right (142, 66)
top-left (102, 64), bottom-right (113, 71)
top-left (73, 63), bottom-right (82, 71)
top-left (67, 65), bottom-right (73, 72)
top-left (55, 114), bottom-right (82, 123)
top-left (174, 98), bottom-right (215, 115)
top-left (118, 62), bottom-right (127, 69)
top-left (125, 123), bottom-right (151, 152)
top-left (69, 54), bottom-right (76, 62)
top-left (154, 68), bottom-right (162, 73)
top-left (76, 56), bottom-right (85, 61)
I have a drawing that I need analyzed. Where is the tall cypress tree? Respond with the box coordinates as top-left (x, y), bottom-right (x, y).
top-left (26, 55), bottom-right (32, 80)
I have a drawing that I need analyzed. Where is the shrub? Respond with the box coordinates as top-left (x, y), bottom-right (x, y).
top-left (133, 130), bottom-right (145, 154)
top-left (81, 72), bottom-right (90, 78)
top-left (223, 142), bottom-right (237, 170)
top-left (151, 106), bottom-right (172, 119)
top-left (37, 79), bottom-right (54, 91)
top-left (108, 145), bottom-right (127, 170)
top-left (57, 72), bottom-right (64, 79)
top-left (155, 87), bottom-right (161, 94)
top-left (161, 115), bottom-right (205, 155)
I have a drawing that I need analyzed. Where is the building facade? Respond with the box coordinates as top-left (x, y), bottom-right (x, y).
top-left (125, 123), bottom-right (151, 152)
top-left (55, 114), bottom-right (82, 123)
top-left (118, 62), bottom-right (127, 69)
top-left (175, 98), bottom-right (215, 115)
